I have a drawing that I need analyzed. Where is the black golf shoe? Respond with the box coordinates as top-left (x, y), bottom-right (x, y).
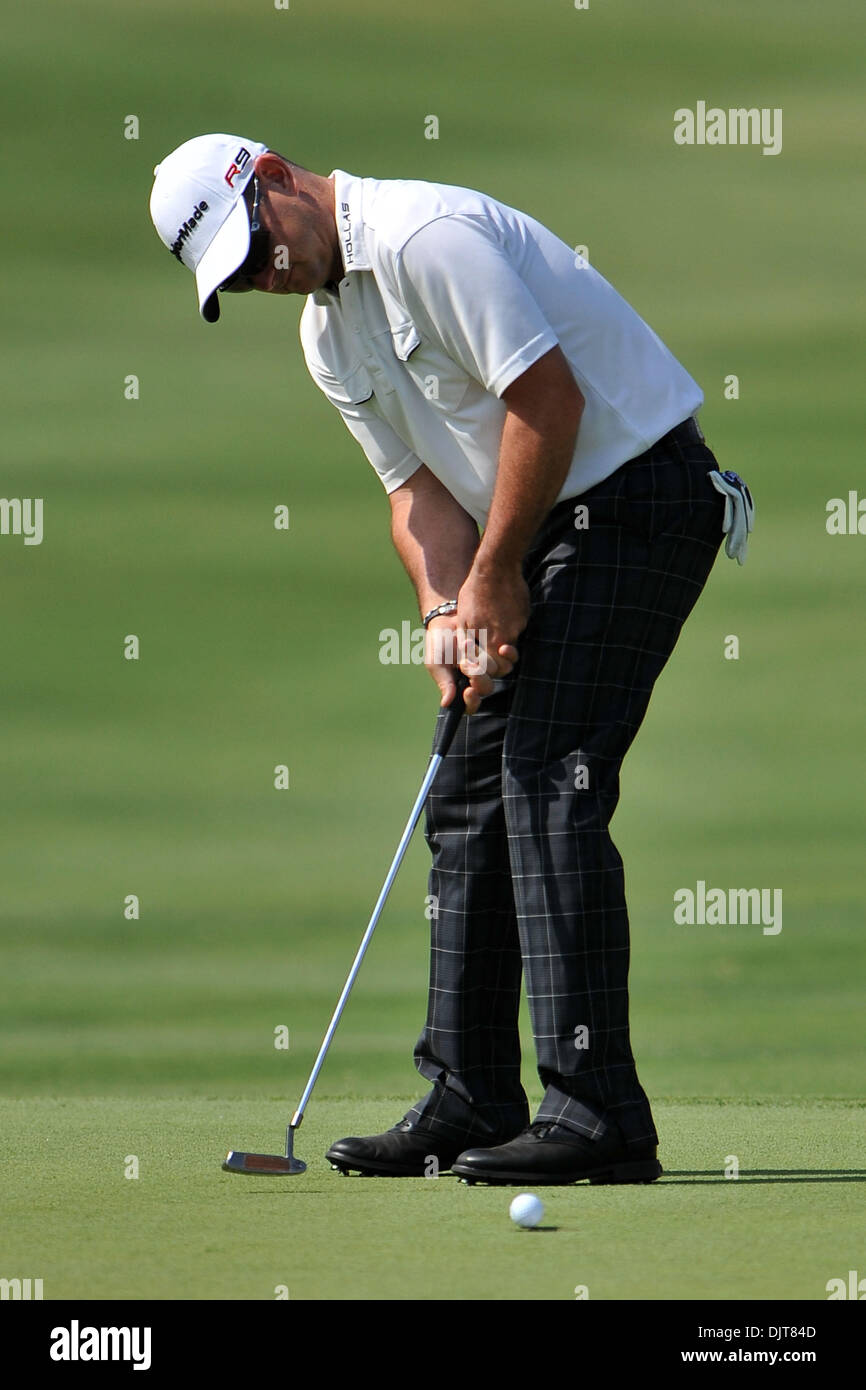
top-left (326, 1118), bottom-right (489, 1177)
top-left (452, 1121), bottom-right (663, 1186)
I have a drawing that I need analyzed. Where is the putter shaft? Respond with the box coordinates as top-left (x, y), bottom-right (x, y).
top-left (292, 748), bottom-right (446, 1131)
top-left (224, 675), bottom-right (469, 1174)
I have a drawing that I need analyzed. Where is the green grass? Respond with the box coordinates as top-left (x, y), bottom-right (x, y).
top-left (0, 0), bottom-right (863, 1301)
top-left (3, 1098), bottom-right (863, 1301)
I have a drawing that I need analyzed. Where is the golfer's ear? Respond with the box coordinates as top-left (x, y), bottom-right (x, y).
top-left (255, 151), bottom-right (295, 190)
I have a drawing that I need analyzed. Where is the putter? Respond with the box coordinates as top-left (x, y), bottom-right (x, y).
top-left (223, 672), bottom-right (471, 1176)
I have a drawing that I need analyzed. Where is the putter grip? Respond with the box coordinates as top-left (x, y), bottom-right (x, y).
top-left (430, 671), bottom-right (471, 759)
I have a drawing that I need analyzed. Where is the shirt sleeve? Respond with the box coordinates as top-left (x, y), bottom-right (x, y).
top-left (394, 214), bottom-right (560, 397)
top-left (339, 406), bottom-right (423, 493)
top-left (303, 354), bottom-right (422, 493)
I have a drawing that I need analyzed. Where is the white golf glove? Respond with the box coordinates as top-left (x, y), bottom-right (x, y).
top-left (708, 469), bottom-right (755, 566)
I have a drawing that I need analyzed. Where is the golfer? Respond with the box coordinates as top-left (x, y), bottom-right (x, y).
top-left (150, 134), bottom-right (753, 1185)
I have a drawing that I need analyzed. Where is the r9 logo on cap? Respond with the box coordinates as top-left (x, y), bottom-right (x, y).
top-left (224, 146), bottom-right (251, 187)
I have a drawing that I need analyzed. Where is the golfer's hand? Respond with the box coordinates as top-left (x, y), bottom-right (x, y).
top-left (426, 615), bottom-right (521, 715)
top-left (425, 561), bottom-right (528, 714)
top-left (456, 579), bottom-right (525, 713)
top-left (425, 615), bottom-right (466, 712)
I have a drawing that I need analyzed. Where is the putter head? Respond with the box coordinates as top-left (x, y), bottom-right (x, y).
top-left (222, 1150), bottom-right (307, 1176)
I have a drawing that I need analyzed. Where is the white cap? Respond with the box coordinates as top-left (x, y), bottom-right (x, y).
top-left (150, 133), bottom-right (269, 322)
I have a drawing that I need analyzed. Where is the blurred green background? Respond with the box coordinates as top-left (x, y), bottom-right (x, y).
top-left (0, 0), bottom-right (863, 1301)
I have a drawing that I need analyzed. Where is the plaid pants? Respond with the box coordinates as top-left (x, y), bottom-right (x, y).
top-left (405, 418), bottom-right (726, 1151)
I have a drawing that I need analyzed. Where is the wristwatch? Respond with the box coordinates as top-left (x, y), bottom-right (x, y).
top-left (422, 600), bottom-right (458, 628)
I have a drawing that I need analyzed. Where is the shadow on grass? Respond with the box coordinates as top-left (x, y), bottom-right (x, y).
top-left (224, 1169), bottom-right (866, 1191)
top-left (662, 1169), bottom-right (866, 1184)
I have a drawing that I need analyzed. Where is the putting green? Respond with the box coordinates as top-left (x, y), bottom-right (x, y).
top-left (3, 1097), bottom-right (862, 1301)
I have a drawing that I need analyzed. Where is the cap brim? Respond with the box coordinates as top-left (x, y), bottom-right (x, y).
top-left (194, 194), bottom-right (252, 323)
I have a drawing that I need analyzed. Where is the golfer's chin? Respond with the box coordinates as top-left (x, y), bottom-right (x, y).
top-left (265, 263), bottom-right (322, 297)
top-left (270, 265), bottom-right (297, 294)
top-left (251, 263), bottom-right (294, 295)
top-left (254, 263), bottom-right (330, 297)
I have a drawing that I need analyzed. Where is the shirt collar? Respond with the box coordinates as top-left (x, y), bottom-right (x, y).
top-left (311, 169), bottom-right (370, 305)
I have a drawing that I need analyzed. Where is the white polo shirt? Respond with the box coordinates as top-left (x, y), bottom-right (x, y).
top-left (299, 170), bottom-right (703, 528)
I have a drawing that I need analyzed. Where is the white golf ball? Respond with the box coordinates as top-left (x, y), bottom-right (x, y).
top-left (509, 1192), bottom-right (544, 1228)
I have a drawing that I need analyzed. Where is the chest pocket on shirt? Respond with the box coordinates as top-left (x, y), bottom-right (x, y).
top-left (390, 322), bottom-right (470, 413)
top-left (330, 361), bottom-right (375, 408)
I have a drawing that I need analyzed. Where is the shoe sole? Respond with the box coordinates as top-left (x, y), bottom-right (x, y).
top-left (452, 1159), bottom-right (663, 1186)
top-left (325, 1149), bottom-right (457, 1178)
